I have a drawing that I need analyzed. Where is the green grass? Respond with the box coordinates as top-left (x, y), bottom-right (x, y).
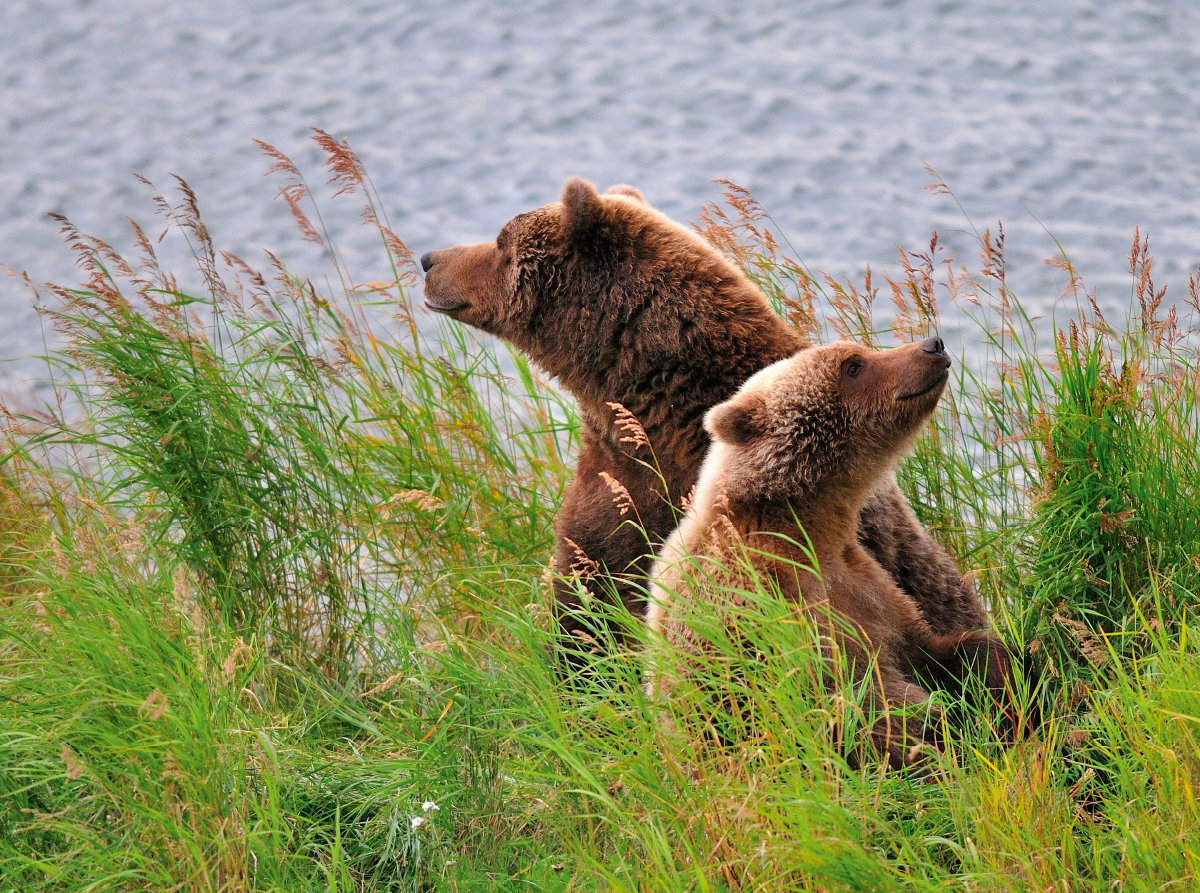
top-left (3, 137), bottom-right (1200, 890)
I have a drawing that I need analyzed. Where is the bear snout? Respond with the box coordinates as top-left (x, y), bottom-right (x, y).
top-left (420, 252), bottom-right (455, 309)
top-left (919, 336), bottom-right (946, 357)
top-left (919, 336), bottom-right (951, 370)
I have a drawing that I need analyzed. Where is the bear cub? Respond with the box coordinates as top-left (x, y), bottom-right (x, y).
top-left (647, 338), bottom-right (1018, 765)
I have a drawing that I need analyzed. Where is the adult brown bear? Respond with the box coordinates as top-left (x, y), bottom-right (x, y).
top-left (421, 178), bottom-right (989, 656)
top-left (646, 339), bottom-right (1017, 763)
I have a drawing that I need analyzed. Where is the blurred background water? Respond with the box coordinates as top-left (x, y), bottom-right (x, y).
top-left (3, 0), bottom-right (1200, 392)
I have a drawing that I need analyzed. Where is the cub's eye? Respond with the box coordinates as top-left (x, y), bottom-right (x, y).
top-left (843, 359), bottom-right (864, 379)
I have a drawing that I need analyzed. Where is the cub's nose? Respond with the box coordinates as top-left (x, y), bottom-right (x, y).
top-left (420, 251), bottom-right (437, 273)
top-left (920, 336), bottom-right (951, 368)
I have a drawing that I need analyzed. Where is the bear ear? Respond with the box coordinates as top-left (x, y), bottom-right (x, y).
top-left (561, 177), bottom-right (606, 243)
top-left (705, 394), bottom-right (766, 445)
top-left (604, 184), bottom-right (646, 204)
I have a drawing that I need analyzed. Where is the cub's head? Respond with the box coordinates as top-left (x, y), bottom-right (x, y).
top-left (703, 339), bottom-right (952, 505)
top-left (419, 177), bottom-right (741, 381)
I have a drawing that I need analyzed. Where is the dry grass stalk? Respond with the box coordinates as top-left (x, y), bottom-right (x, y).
top-left (221, 637), bottom-right (252, 686)
top-left (379, 222), bottom-right (419, 288)
top-left (694, 180), bottom-right (819, 337)
top-left (313, 127), bottom-right (367, 197)
top-left (1052, 608), bottom-right (1109, 668)
top-left (384, 488), bottom-right (444, 513)
top-left (139, 689), bottom-right (170, 721)
top-left (598, 471), bottom-right (637, 518)
top-left (563, 537), bottom-right (600, 578)
top-left (885, 233), bottom-right (943, 343)
top-left (171, 175), bottom-right (230, 301)
top-left (679, 484), bottom-right (696, 513)
top-left (605, 401), bottom-right (649, 449)
top-left (1186, 262), bottom-right (1200, 332)
top-left (362, 670), bottom-right (406, 699)
top-left (255, 139), bottom-right (324, 245)
top-left (822, 268), bottom-right (878, 343)
top-left (60, 745), bottom-right (86, 781)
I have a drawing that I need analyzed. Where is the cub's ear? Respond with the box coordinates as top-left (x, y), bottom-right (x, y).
top-left (604, 184), bottom-right (646, 204)
top-left (561, 177), bottom-right (605, 242)
top-left (705, 393), bottom-right (766, 445)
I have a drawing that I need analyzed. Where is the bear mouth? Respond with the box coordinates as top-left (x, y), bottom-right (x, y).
top-left (423, 297), bottom-right (472, 314)
top-left (896, 369), bottom-right (949, 401)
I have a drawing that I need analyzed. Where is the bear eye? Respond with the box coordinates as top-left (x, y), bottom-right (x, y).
top-left (843, 359), bottom-right (864, 379)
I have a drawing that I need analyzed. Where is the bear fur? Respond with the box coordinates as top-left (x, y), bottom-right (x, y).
top-left (420, 178), bottom-right (987, 654)
top-left (646, 339), bottom-right (1016, 764)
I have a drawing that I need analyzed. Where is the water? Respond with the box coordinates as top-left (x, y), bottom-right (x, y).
top-left (4, 0), bottom-right (1200, 392)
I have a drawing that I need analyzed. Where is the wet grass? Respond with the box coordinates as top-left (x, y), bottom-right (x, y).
top-left (2, 137), bottom-right (1200, 890)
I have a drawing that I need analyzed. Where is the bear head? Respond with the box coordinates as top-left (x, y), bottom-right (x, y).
top-left (420, 177), bottom-right (766, 388)
top-left (702, 338), bottom-right (951, 507)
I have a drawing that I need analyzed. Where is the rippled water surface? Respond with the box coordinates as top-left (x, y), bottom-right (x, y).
top-left (4, 0), bottom-right (1200, 387)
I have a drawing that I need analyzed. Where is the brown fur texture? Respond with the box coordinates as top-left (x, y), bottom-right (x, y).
top-left (647, 340), bottom-right (1015, 765)
top-left (420, 178), bottom-right (986, 652)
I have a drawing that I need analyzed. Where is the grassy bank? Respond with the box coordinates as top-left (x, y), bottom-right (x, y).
top-left (2, 137), bottom-right (1200, 891)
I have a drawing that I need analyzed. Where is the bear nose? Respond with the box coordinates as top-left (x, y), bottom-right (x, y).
top-left (920, 336), bottom-right (951, 369)
top-left (420, 251), bottom-right (436, 273)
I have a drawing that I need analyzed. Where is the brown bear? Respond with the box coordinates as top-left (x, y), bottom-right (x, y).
top-left (420, 178), bottom-right (988, 657)
top-left (646, 339), bottom-right (1015, 764)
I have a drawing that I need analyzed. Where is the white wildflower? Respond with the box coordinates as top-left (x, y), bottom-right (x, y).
top-left (410, 816), bottom-right (426, 830)
top-left (422, 800), bottom-right (439, 812)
